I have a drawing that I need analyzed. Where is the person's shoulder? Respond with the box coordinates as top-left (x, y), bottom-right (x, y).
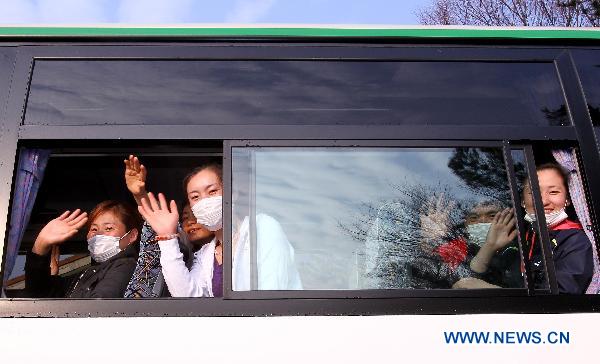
top-left (198, 238), bottom-right (216, 252)
top-left (256, 214), bottom-right (290, 248)
top-left (256, 213), bottom-right (284, 230)
top-left (554, 228), bottom-right (591, 252)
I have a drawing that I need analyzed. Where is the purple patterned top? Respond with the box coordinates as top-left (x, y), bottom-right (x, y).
top-left (212, 257), bottom-right (223, 297)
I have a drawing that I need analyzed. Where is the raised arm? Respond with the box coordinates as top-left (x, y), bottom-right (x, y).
top-left (470, 208), bottom-right (517, 273)
top-left (138, 192), bottom-right (209, 297)
top-left (124, 154), bottom-right (149, 206)
top-left (32, 209), bottom-right (88, 256)
top-left (27, 210), bottom-right (88, 297)
top-left (50, 245), bottom-right (60, 275)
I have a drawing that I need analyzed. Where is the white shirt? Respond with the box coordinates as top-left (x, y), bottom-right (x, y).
top-left (159, 213), bottom-right (302, 297)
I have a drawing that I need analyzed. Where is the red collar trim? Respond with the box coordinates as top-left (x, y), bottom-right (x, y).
top-left (551, 219), bottom-right (583, 231)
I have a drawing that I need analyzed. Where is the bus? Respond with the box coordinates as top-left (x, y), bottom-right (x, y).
top-left (0, 25), bottom-right (600, 320)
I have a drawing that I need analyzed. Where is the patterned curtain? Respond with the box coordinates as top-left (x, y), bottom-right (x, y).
top-left (3, 149), bottom-right (51, 286)
top-left (552, 148), bottom-right (600, 294)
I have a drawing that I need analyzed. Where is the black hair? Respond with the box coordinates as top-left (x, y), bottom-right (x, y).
top-left (181, 163), bottom-right (223, 197)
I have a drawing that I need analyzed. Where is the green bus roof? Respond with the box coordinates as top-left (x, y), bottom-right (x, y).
top-left (0, 26), bottom-right (598, 40)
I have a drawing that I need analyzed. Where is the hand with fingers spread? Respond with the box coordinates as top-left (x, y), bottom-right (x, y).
top-left (124, 154), bottom-right (148, 205)
top-left (470, 208), bottom-right (517, 273)
top-left (138, 192), bottom-right (179, 236)
top-left (484, 208), bottom-right (518, 251)
top-left (50, 246), bottom-right (60, 275)
top-left (32, 209), bottom-right (88, 256)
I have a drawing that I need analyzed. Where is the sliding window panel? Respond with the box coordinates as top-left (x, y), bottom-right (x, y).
top-left (231, 144), bottom-right (526, 294)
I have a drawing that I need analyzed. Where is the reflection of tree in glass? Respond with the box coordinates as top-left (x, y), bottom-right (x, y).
top-left (542, 104), bottom-right (569, 126)
top-left (448, 148), bottom-right (525, 204)
top-left (342, 183), bottom-right (474, 289)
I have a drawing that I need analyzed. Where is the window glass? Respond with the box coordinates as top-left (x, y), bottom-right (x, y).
top-left (232, 146), bottom-right (526, 290)
top-left (573, 50), bottom-right (600, 127)
top-left (26, 60), bottom-right (566, 126)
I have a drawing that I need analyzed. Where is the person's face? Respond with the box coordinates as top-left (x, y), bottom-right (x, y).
top-left (465, 205), bottom-right (500, 225)
top-left (187, 169), bottom-right (223, 206)
top-left (181, 204), bottom-right (213, 243)
top-left (523, 169), bottom-right (568, 214)
top-left (87, 211), bottom-right (136, 249)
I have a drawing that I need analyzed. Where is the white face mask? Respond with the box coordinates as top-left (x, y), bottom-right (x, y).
top-left (545, 208), bottom-right (569, 227)
top-left (523, 208), bottom-right (568, 228)
top-left (87, 230), bottom-right (130, 262)
top-left (467, 222), bottom-right (491, 247)
top-left (191, 195), bottom-right (223, 232)
top-left (524, 212), bottom-right (536, 223)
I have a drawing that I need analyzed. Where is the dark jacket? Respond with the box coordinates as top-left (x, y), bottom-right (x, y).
top-left (527, 220), bottom-right (593, 294)
top-left (474, 243), bottom-right (523, 288)
top-left (25, 243), bottom-right (139, 298)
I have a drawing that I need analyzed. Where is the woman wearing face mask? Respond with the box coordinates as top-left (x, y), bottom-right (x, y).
top-left (123, 155), bottom-right (214, 254)
top-left (521, 163), bottom-right (593, 293)
top-left (25, 200), bottom-right (141, 298)
top-left (456, 163), bottom-right (594, 293)
top-left (122, 155), bottom-right (214, 298)
top-left (138, 163), bottom-right (302, 297)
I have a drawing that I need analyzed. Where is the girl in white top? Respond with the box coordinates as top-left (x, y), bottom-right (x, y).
top-left (137, 164), bottom-right (301, 297)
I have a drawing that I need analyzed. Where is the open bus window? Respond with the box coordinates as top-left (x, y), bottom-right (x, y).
top-left (231, 146), bottom-right (529, 291)
top-left (525, 144), bottom-right (598, 294)
top-left (3, 147), bottom-right (220, 298)
top-left (3, 144), bottom-right (595, 299)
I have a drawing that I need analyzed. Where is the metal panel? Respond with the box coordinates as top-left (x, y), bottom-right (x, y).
top-left (222, 141), bottom-right (233, 298)
top-left (0, 26), bottom-right (599, 40)
top-left (0, 48), bottom-right (19, 285)
top-left (16, 44), bottom-right (564, 61)
top-left (17, 125), bottom-right (578, 141)
top-left (1, 294), bottom-right (600, 318)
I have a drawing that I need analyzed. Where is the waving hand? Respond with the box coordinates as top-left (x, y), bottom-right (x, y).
top-left (32, 209), bottom-right (88, 256)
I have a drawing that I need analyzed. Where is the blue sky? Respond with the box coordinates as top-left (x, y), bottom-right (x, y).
top-left (1, 0), bottom-right (429, 25)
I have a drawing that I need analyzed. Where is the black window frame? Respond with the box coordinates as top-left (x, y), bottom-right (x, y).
top-left (0, 41), bottom-right (599, 317)
top-left (224, 139), bottom-right (537, 299)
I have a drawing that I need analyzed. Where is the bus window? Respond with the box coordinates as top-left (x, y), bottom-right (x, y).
top-left (3, 147), bottom-right (221, 298)
top-left (26, 60), bottom-right (566, 127)
top-left (231, 146), bottom-right (527, 291)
